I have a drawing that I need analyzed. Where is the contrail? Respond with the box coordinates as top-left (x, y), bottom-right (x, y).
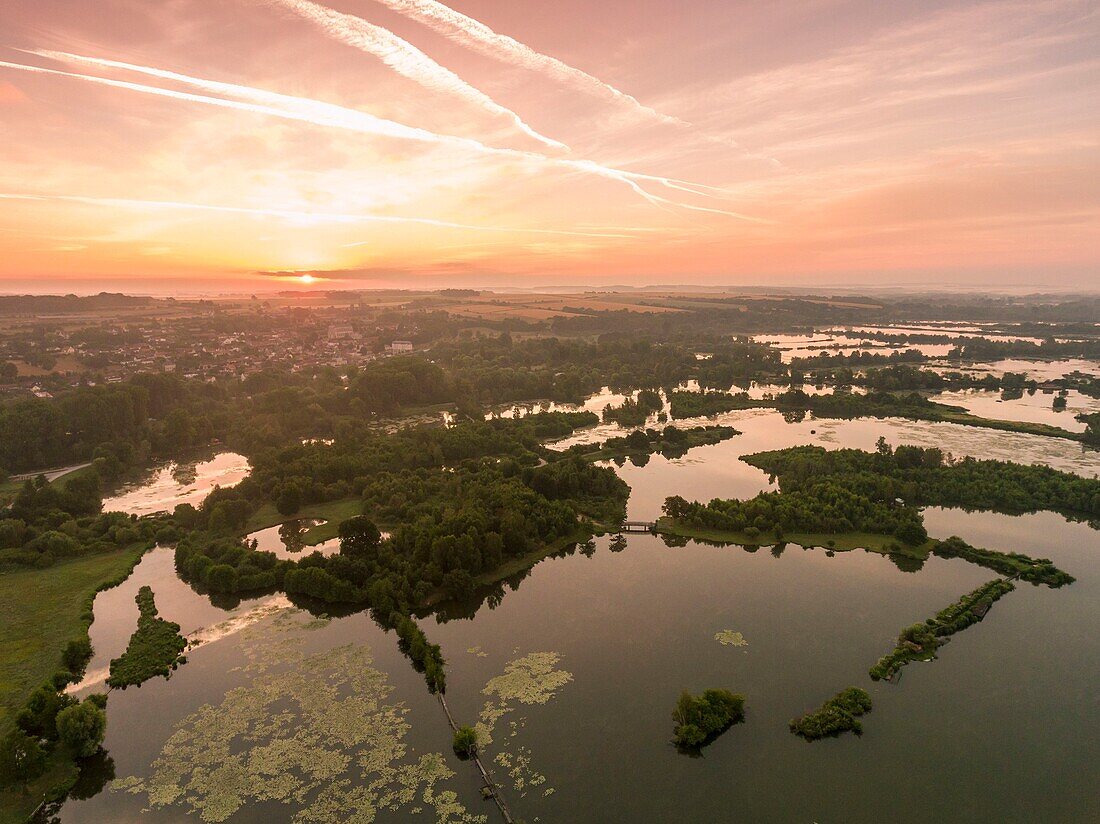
top-left (3, 53), bottom-right (766, 221)
top-left (263, 0), bottom-right (566, 150)
top-left (0, 192), bottom-right (652, 238)
top-left (2, 56), bottom-right (465, 145)
top-left (374, 0), bottom-right (783, 165)
top-left (373, 0), bottom-right (685, 127)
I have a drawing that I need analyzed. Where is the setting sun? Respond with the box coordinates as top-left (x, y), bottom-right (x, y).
top-left (298, 274), bottom-right (316, 285)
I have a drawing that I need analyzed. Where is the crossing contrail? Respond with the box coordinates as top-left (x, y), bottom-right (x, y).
top-left (263, 0), bottom-right (567, 150)
top-left (373, 0), bottom-right (685, 127)
top-left (3, 52), bottom-right (766, 221)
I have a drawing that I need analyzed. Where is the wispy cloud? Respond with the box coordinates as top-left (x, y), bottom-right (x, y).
top-left (6, 51), bottom-right (766, 221)
top-left (0, 192), bottom-right (651, 238)
top-left (265, 0), bottom-right (566, 150)
top-left (374, 0), bottom-right (684, 127)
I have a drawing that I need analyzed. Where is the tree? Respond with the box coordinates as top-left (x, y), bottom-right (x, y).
top-left (452, 726), bottom-right (478, 759)
top-left (0, 730), bottom-right (46, 793)
top-left (275, 486), bottom-right (301, 516)
top-left (442, 568), bottom-right (475, 601)
top-left (62, 637), bottom-right (94, 674)
top-left (16, 682), bottom-right (76, 740)
top-left (0, 361), bottom-right (18, 383)
top-left (56, 700), bottom-right (108, 757)
top-left (338, 516), bottom-right (382, 558)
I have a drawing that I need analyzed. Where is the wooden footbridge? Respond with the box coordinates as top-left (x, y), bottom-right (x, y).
top-left (619, 520), bottom-right (657, 534)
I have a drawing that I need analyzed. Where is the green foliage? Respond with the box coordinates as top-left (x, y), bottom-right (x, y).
top-left (602, 390), bottom-right (663, 426)
top-left (0, 474), bottom-right (166, 572)
top-left (869, 579), bottom-right (1015, 681)
top-left (789, 687), bottom-right (872, 740)
top-left (564, 425), bottom-right (739, 464)
top-left (664, 478), bottom-right (928, 546)
top-left (931, 536), bottom-right (1074, 587)
top-left (0, 729), bottom-right (46, 791)
top-left (107, 586), bottom-right (187, 689)
top-left (668, 391), bottom-right (761, 418)
top-left (451, 726), bottom-right (478, 758)
top-left (16, 682), bottom-right (76, 741)
top-left (745, 444), bottom-right (1100, 521)
top-left (672, 689), bottom-right (745, 748)
top-left (55, 700), bottom-right (107, 757)
top-left (393, 614), bottom-right (446, 693)
top-left (61, 637), bottom-right (94, 676)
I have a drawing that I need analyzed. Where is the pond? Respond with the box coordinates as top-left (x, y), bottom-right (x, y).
top-left (47, 403), bottom-right (1100, 823)
top-left (100, 452), bottom-right (251, 516)
top-left (243, 518), bottom-right (342, 560)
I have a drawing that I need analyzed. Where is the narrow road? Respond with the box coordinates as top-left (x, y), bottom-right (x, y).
top-left (10, 462), bottom-right (93, 482)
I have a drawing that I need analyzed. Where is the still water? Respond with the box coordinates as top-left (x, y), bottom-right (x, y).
top-left (101, 452), bottom-right (251, 517)
top-left (51, 411), bottom-right (1100, 823)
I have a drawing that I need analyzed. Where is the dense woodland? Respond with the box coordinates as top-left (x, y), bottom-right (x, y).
top-left (744, 444), bottom-right (1100, 521)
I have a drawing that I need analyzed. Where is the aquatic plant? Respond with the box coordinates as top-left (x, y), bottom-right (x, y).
top-left (115, 643), bottom-right (482, 823)
top-left (714, 630), bottom-right (748, 648)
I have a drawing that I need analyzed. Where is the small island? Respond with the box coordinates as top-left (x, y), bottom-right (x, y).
top-left (869, 579), bottom-right (1015, 681)
top-left (789, 687), bottom-right (872, 741)
top-left (107, 586), bottom-right (188, 689)
top-left (672, 689), bottom-right (746, 749)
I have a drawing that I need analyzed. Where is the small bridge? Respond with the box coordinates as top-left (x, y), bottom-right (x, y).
top-left (619, 521), bottom-right (657, 534)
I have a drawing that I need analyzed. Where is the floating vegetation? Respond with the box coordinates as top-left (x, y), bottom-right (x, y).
top-left (473, 653), bottom-right (571, 803)
top-left (714, 630), bottom-right (748, 648)
top-left (114, 643), bottom-right (484, 823)
top-left (494, 746), bottom-right (548, 794)
top-left (107, 586), bottom-right (188, 689)
top-left (466, 646), bottom-right (489, 658)
top-left (478, 652), bottom-right (573, 743)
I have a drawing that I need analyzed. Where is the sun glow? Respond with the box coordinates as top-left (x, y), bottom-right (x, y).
top-left (298, 274), bottom-right (316, 284)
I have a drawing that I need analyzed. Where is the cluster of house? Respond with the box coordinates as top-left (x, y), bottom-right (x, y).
top-left (0, 306), bottom-right (421, 395)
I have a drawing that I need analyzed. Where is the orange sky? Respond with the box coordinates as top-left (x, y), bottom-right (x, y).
top-left (0, 0), bottom-right (1097, 293)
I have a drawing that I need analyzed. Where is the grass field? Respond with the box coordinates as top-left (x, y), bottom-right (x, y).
top-left (0, 546), bottom-right (146, 824)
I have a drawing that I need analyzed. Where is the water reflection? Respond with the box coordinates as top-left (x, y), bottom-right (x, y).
top-left (243, 518), bottom-right (342, 560)
top-left (100, 452), bottom-right (251, 516)
top-left (930, 387), bottom-right (1098, 432)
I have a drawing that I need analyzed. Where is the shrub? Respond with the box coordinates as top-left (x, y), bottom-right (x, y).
top-left (672, 689), bottom-right (745, 748)
top-left (56, 700), bottom-right (107, 757)
top-left (452, 726), bottom-right (478, 758)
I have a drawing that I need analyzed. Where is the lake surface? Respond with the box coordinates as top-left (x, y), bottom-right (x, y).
top-left (50, 384), bottom-right (1100, 823)
top-left (930, 387), bottom-right (1099, 433)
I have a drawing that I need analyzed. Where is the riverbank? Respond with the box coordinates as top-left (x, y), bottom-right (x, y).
top-left (656, 518), bottom-right (934, 560)
top-left (0, 544), bottom-right (147, 824)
